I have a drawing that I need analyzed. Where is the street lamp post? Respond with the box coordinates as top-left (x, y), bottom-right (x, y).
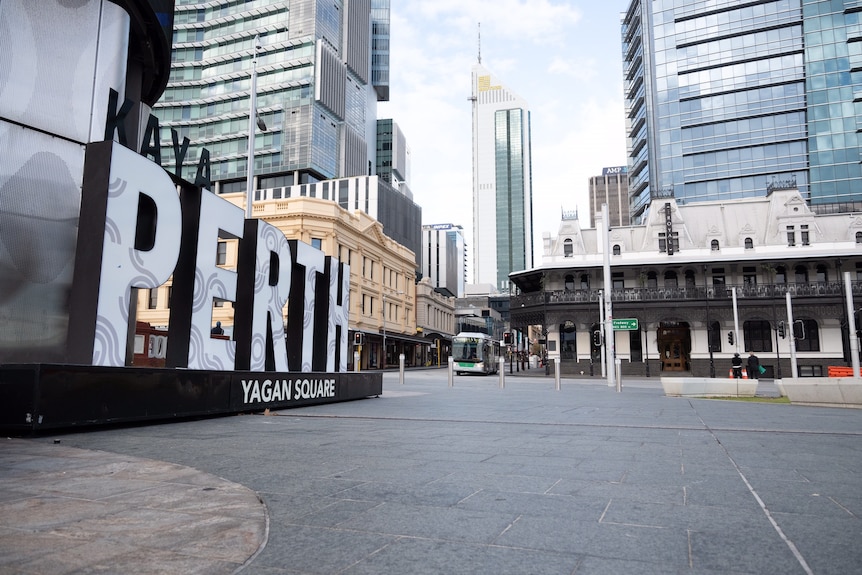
top-left (704, 265), bottom-right (715, 377)
top-left (245, 35), bottom-right (265, 219)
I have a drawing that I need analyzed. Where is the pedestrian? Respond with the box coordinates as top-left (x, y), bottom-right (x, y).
top-left (747, 351), bottom-right (761, 379)
top-left (731, 352), bottom-right (742, 379)
top-left (211, 321), bottom-right (224, 335)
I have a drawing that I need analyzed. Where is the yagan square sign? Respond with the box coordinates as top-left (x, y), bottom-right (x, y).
top-left (0, 0), bottom-right (380, 432)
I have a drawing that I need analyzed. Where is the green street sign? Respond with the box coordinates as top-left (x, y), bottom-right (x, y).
top-left (612, 318), bottom-right (639, 331)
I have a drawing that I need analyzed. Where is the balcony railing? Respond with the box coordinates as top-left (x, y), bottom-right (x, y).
top-left (514, 281), bottom-right (860, 308)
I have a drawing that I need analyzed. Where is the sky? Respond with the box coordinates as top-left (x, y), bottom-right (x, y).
top-left (378, 0), bottom-right (632, 281)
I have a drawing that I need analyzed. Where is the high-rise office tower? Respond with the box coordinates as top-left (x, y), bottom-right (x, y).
top-left (589, 167), bottom-right (630, 228)
top-left (376, 119), bottom-right (411, 197)
top-left (470, 63), bottom-right (534, 292)
top-left (623, 0), bottom-right (862, 223)
top-left (421, 224), bottom-right (466, 298)
top-left (156, 0), bottom-right (386, 192)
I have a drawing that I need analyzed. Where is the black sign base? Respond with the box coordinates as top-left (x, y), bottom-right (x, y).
top-left (0, 364), bottom-right (382, 433)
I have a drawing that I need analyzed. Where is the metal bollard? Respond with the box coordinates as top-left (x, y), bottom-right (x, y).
top-left (448, 356), bottom-right (454, 387)
top-left (499, 357), bottom-right (505, 389)
top-left (615, 358), bottom-right (622, 392)
top-left (554, 358), bottom-right (561, 391)
top-left (353, 351), bottom-right (360, 372)
top-left (399, 354), bottom-right (405, 385)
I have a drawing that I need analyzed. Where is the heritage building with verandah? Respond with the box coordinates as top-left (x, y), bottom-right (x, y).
top-left (509, 187), bottom-right (862, 379)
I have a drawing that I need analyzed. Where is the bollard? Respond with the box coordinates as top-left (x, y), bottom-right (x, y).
top-left (353, 351), bottom-right (360, 372)
top-left (499, 357), bottom-right (505, 389)
top-left (448, 356), bottom-right (454, 387)
top-left (554, 358), bottom-right (561, 391)
top-left (615, 358), bottom-right (622, 392)
top-left (399, 353), bottom-right (405, 385)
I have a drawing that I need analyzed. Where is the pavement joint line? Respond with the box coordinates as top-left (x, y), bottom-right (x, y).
top-left (688, 400), bottom-right (816, 575)
top-left (270, 411), bottom-right (862, 436)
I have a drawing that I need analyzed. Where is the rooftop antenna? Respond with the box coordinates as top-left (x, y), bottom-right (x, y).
top-left (477, 22), bottom-right (481, 64)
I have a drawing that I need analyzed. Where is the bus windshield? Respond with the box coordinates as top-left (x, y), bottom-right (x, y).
top-left (453, 338), bottom-right (483, 361)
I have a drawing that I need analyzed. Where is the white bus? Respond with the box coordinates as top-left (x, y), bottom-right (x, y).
top-left (452, 332), bottom-right (500, 375)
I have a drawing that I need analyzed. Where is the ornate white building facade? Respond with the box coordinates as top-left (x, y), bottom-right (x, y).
top-left (510, 188), bottom-right (862, 378)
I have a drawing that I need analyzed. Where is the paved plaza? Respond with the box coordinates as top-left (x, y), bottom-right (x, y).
top-left (1, 370), bottom-right (861, 574)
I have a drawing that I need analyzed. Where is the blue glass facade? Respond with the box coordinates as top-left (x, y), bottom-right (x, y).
top-left (623, 0), bottom-right (862, 221)
top-left (494, 109), bottom-right (529, 291)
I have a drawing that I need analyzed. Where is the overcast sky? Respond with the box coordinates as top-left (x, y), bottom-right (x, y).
top-left (378, 0), bottom-right (632, 279)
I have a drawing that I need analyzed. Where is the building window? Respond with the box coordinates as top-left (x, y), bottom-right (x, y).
top-left (712, 268), bottom-right (725, 287)
top-left (613, 244), bottom-right (621, 255)
top-left (148, 288), bottom-right (158, 309)
top-left (744, 237), bottom-right (753, 249)
top-left (744, 319), bottom-right (773, 352)
top-left (795, 319), bottom-right (820, 352)
top-left (816, 265), bottom-right (827, 283)
top-left (658, 233), bottom-right (678, 253)
top-left (664, 271), bottom-right (678, 288)
top-left (216, 241), bottom-right (227, 265)
top-left (647, 271), bottom-right (657, 288)
top-left (167, 287), bottom-right (172, 309)
top-left (775, 266), bottom-right (786, 284)
top-left (685, 269), bottom-right (696, 288)
top-left (787, 225), bottom-right (795, 246)
top-left (743, 267), bottom-right (757, 286)
top-left (311, 237), bottom-right (322, 249)
top-left (564, 274), bottom-right (574, 291)
top-left (580, 274), bottom-right (590, 290)
top-left (612, 272), bottom-right (625, 289)
top-left (563, 238), bottom-right (573, 257)
top-left (795, 265), bottom-right (808, 283)
top-left (857, 231), bottom-right (862, 244)
top-left (560, 321), bottom-right (576, 359)
top-left (708, 320), bottom-right (721, 353)
top-left (801, 225), bottom-right (809, 246)
top-left (711, 239), bottom-right (719, 251)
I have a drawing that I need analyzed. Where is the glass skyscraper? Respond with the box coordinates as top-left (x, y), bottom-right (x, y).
top-left (623, 0), bottom-right (862, 222)
top-left (470, 63), bottom-right (534, 292)
top-left (156, 0), bottom-right (388, 194)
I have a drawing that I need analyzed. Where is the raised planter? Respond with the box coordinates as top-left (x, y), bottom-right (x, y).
top-left (661, 377), bottom-right (757, 398)
top-left (779, 377), bottom-right (862, 408)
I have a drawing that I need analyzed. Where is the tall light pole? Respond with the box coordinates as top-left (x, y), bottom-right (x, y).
top-left (245, 35), bottom-right (265, 219)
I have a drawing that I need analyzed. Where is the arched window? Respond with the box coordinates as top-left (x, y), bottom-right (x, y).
top-left (647, 271), bottom-right (658, 288)
top-left (816, 265), bottom-right (827, 283)
top-left (664, 270), bottom-right (678, 288)
top-left (744, 237), bottom-right (753, 249)
top-left (857, 231), bottom-right (862, 244)
top-left (613, 244), bottom-right (621, 255)
top-left (794, 265), bottom-right (808, 283)
top-left (580, 274), bottom-right (590, 289)
top-left (711, 239), bottom-right (720, 251)
top-left (685, 269), bottom-right (696, 288)
top-left (563, 238), bottom-right (573, 257)
top-left (560, 320), bottom-right (577, 359)
top-left (795, 319), bottom-right (820, 352)
top-left (743, 319), bottom-right (773, 352)
top-left (564, 274), bottom-right (575, 291)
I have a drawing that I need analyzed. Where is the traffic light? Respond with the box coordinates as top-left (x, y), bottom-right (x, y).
top-left (353, 332), bottom-right (364, 346)
top-left (503, 332), bottom-right (513, 345)
top-left (727, 331), bottom-right (734, 345)
top-left (777, 321), bottom-right (786, 339)
top-left (592, 330), bottom-right (603, 347)
top-left (793, 320), bottom-right (805, 340)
